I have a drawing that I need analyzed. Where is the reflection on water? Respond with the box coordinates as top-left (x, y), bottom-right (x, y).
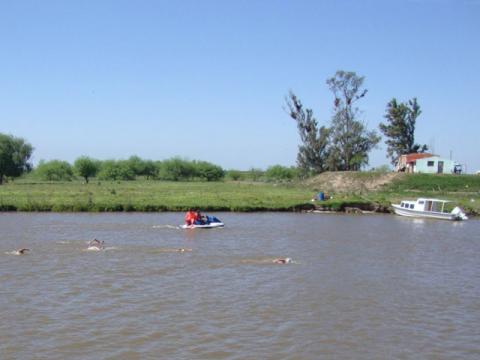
top-left (1, 212), bottom-right (479, 359)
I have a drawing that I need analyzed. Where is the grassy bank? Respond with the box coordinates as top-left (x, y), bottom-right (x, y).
top-left (0, 180), bottom-right (313, 212)
top-left (1, 173), bottom-right (479, 215)
top-left (309, 173), bottom-right (480, 215)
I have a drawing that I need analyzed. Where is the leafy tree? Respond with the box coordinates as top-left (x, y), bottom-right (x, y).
top-left (153, 161), bottom-right (164, 179)
top-left (125, 156), bottom-right (157, 179)
top-left (226, 170), bottom-right (244, 181)
top-left (142, 160), bottom-right (158, 179)
top-left (379, 98), bottom-right (428, 165)
top-left (193, 161), bottom-right (225, 181)
top-left (246, 167), bottom-right (264, 181)
top-left (35, 160), bottom-right (74, 181)
top-left (98, 160), bottom-right (135, 181)
top-left (326, 71), bottom-right (380, 170)
top-left (265, 165), bottom-right (298, 181)
top-left (158, 157), bottom-right (195, 181)
top-left (127, 155), bottom-right (148, 176)
top-left (74, 156), bottom-right (100, 183)
top-left (0, 133), bottom-right (33, 184)
top-left (285, 91), bottom-right (330, 174)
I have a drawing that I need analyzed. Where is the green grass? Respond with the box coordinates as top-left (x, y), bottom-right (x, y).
top-left (0, 180), bottom-right (314, 212)
top-left (367, 174), bottom-right (480, 215)
top-left (306, 173), bottom-right (480, 215)
top-left (385, 173), bottom-right (480, 193)
top-left (1, 173), bottom-right (479, 215)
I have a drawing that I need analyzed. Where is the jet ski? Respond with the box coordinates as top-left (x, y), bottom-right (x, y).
top-left (180, 215), bottom-right (224, 229)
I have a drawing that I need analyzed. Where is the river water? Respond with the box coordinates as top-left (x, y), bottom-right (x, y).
top-left (1, 212), bottom-right (479, 359)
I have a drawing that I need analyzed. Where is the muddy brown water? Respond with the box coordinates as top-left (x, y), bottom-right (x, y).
top-left (1, 213), bottom-right (479, 359)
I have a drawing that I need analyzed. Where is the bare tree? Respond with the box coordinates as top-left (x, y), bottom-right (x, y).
top-left (285, 91), bottom-right (330, 174)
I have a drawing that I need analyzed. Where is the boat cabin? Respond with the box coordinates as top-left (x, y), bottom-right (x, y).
top-left (399, 198), bottom-right (450, 213)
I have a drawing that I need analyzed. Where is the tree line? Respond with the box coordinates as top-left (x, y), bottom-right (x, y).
top-left (34, 158), bottom-right (300, 183)
top-left (0, 138), bottom-right (300, 184)
top-left (32, 156), bottom-right (226, 182)
top-left (286, 70), bottom-right (428, 175)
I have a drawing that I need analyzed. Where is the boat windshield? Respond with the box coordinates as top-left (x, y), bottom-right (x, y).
top-left (426, 200), bottom-right (452, 213)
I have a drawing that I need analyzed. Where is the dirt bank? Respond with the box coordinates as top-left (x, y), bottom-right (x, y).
top-left (304, 171), bottom-right (404, 193)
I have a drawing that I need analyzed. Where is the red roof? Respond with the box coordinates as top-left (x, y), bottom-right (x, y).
top-left (402, 153), bottom-right (434, 163)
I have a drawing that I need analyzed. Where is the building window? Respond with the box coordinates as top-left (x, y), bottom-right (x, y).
top-left (427, 161), bottom-right (434, 167)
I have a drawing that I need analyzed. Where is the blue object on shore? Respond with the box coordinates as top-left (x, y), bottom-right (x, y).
top-left (317, 192), bottom-right (325, 201)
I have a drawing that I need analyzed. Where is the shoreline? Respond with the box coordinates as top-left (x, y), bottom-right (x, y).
top-left (1, 174), bottom-right (479, 216)
top-left (0, 206), bottom-right (476, 218)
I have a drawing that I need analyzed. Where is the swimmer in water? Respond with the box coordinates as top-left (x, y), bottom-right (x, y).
top-left (157, 248), bottom-right (192, 253)
top-left (87, 238), bottom-right (104, 250)
top-left (273, 257), bottom-right (292, 264)
top-left (15, 248), bottom-right (30, 255)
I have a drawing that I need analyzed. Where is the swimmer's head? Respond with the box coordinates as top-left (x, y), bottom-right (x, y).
top-left (15, 248), bottom-right (30, 255)
top-left (285, 257), bottom-right (292, 263)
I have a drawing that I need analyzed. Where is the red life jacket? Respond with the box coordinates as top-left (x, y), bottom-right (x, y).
top-left (185, 211), bottom-right (196, 224)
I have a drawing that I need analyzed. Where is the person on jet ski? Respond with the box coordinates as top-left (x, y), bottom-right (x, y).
top-left (184, 209), bottom-right (198, 226)
top-left (194, 211), bottom-right (209, 225)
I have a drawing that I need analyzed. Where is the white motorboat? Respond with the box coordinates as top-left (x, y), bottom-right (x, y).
top-left (392, 198), bottom-right (468, 221)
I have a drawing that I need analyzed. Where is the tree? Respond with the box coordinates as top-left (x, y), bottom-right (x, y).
top-left (285, 91), bottom-right (330, 174)
top-left (126, 156), bottom-right (158, 179)
top-left (265, 165), bottom-right (298, 181)
top-left (326, 71), bottom-right (380, 170)
top-left (127, 155), bottom-right (148, 177)
top-left (142, 160), bottom-right (158, 179)
top-left (247, 167), bottom-right (264, 181)
top-left (157, 157), bottom-right (195, 181)
top-left (379, 98), bottom-right (428, 165)
top-left (98, 160), bottom-right (135, 181)
top-left (0, 133), bottom-right (33, 184)
top-left (193, 161), bottom-right (225, 181)
top-left (35, 160), bottom-right (74, 181)
top-left (226, 170), bottom-right (244, 181)
top-left (74, 156), bottom-right (100, 183)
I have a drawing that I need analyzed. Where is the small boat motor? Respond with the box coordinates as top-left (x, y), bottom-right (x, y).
top-left (451, 206), bottom-right (468, 220)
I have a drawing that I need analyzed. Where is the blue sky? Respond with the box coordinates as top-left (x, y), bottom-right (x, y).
top-left (1, 0), bottom-right (479, 172)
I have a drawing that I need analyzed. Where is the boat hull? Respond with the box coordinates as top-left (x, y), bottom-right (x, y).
top-left (392, 204), bottom-right (458, 221)
top-left (180, 222), bottom-right (225, 229)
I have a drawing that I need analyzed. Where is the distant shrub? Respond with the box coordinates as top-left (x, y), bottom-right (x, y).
top-left (246, 168), bottom-right (264, 181)
top-left (226, 170), bottom-right (244, 181)
top-left (74, 156), bottom-right (100, 183)
top-left (98, 160), bottom-right (135, 181)
top-left (265, 165), bottom-right (298, 182)
top-left (157, 157), bottom-right (195, 181)
top-left (193, 161), bottom-right (225, 181)
top-left (126, 155), bottom-right (145, 176)
top-left (35, 160), bottom-right (74, 181)
top-left (156, 158), bottom-right (225, 181)
top-left (126, 156), bottom-right (157, 178)
top-left (142, 160), bottom-right (158, 179)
